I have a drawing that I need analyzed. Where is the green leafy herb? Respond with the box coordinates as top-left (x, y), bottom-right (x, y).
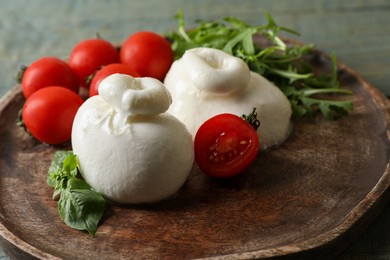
top-left (47, 150), bottom-right (105, 237)
top-left (165, 10), bottom-right (353, 119)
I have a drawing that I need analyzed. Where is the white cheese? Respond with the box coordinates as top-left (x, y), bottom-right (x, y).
top-left (71, 74), bottom-right (194, 204)
top-left (164, 47), bottom-right (292, 150)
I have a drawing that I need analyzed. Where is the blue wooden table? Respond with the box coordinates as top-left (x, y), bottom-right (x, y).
top-left (1, 0), bottom-right (389, 259)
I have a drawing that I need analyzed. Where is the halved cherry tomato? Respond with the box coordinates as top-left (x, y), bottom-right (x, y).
top-left (22, 86), bottom-right (84, 145)
top-left (194, 114), bottom-right (259, 178)
top-left (21, 56), bottom-right (79, 99)
top-left (89, 63), bottom-right (140, 97)
top-left (69, 38), bottom-right (119, 88)
top-left (120, 31), bottom-right (173, 81)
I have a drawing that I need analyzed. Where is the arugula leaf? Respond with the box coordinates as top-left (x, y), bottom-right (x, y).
top-left (47, 150), bottom-right (105, 237)
top-left (165, 10), bottom-right (353, 119)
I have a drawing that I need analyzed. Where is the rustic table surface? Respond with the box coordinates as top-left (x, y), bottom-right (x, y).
top-left (0, 0), bottom-right (389, 259)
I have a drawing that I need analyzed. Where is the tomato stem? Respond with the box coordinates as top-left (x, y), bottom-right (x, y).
top-left (242, 108), bottom-right (260, 130)
top-left (16, 109), bottom-right (28, 133)
top-left (16, 65), bottom-right (27, 83)
top-left (85, 65), bottom-right (104, 89)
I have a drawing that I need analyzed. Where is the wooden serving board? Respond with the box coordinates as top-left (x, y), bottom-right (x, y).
top-left (0, 49), bottom-right (390, 259)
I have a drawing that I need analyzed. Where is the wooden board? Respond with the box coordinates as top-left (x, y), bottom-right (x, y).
top-left (0, 49), bottom-right (389, 259)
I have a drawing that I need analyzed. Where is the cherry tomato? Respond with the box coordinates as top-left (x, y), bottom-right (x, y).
top-left (120, 31), bottom-right (173, 81)
top-left (194, 114), bottom-right (259, 178)
top-left (69, 38), bottom-right (119, 88)
top-left (22, 86), bottom-right (84, 145)
top-left (89, 63), bottom-right (140, 97)
top-left (21, 56), bottom-right (79, 99)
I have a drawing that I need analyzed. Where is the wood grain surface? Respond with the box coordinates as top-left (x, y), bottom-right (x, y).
top-left (0, 47), bottom-right (389, 259)
top-left (1, 1), bottom-right (390, 259)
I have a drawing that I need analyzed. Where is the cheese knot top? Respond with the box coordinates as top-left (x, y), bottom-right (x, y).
top-left (181, 47), bottom-right (250, 95)
top-left (99, 74), bottom-right (172, 116)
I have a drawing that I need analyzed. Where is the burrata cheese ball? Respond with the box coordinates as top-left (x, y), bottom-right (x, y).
top-left (164, 47), bottom-right (292, 150)
top-left (71, 74), bottom-right (194, 204)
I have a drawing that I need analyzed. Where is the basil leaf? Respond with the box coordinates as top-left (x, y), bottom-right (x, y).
top-left (63, 154), bottom-right (78, 177)
top-left (67, 176), bottom-right (92, 190)
top-left (58, 188), bottom-right (105, 237)
top-left (52, 188), bottom-right (62, 201)
top-left (47, 150), bottom-right (74, 188)
top-left (47, 150), bottom-right (106, 236)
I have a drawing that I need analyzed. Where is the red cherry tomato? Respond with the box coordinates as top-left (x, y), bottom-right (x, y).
top-left (69, 38), bottom-right (119, 88)
top-left (89, 63), bottom-right (140, 97)
top-left (194, 114), bottom-right (259, 178)
top-left (21, 56), bottom-right (79, 99)
top-left (22, 86), bottom-right (84, 145)
top-left (120, 31), bottom-right (173, 81)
